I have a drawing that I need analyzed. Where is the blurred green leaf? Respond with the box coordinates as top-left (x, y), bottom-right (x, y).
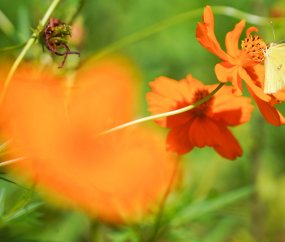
top-left (0, 177), bottom-right (27, 190)
top-left (204, 217), bottom-right (238, 242)
top-left (109, 228), bottom-right (139, 242)
top-left (0, 187), bottom-right (6, 217)
top-left (3, 201), bottom-right (44, 224)
top-left (166, 227), bottom-right (204, 242)
top-left (17, 5), bottom-right (30, 42)
top-left (170, 185), bottom-right (253, 227)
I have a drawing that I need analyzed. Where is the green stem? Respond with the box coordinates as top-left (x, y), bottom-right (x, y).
top-left (83, 7), bottom-right (203, 64)
top-left (84, 6), bottom-right (283, 65)
top-left (40, 0), bottom-right (62, 27)
top-left (0, 38), bottom-right (34, 106)
top-left (98, 83), bottom-right (224, 136)
top-left (212, 6), bottom-right (284, 26)
top-left (0, 0), bottom-right (61, 107)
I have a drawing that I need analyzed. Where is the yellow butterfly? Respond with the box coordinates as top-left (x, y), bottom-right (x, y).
top-left (264, 22), bottom-right (285, 94)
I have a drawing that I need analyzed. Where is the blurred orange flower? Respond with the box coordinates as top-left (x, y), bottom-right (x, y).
top-left (147, 75), bottom-right (254, 160)
top-left (0, 58), bottom-right (179, 223)
top-left (196, 5), bottom-right (285, 126)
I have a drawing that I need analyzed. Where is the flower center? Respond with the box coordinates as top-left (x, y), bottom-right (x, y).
top-left (192, 89), bottom-right (214, 116)
top-left (241, 35), bottom-right (267, 62)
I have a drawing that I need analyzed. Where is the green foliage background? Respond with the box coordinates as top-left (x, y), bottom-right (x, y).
top-left (0, 0), bottom-right (285, 241)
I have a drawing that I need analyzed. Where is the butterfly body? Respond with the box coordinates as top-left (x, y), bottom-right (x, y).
top-left (264, 42), bottom-right (285, 94)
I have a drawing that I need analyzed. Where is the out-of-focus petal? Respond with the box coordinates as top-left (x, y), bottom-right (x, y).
top-left (1, 58), bottom-right (180, 223)
top-left (71, 56), bottom-right (138, 132)
top-left (39, 127), bottom-right (180, 223)
top-left (0, 66), bottom-right (65, 158)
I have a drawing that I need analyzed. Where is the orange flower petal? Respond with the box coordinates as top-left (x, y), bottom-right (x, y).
top-left (232, 71), bottom-right (243, 96)
top-left (148, 73), bottom-right (254, 158)
top-left (246, 64), bottom-right (264, 89)
top-left (225, 20), bottom-right (245, 58)
top-left (213, 126), bottom-right (242, 160)
top-left (246, 26), bottom-right (258, 37)
top-left (273, 87), bottom-right (285, 101)
top-left (166, 112), bottom-right (194, 128)
top-left (239, 67), bottom-right (271, 102)
top-left (43, 127), bottom-right (179, 223)
top-left (246, 83), bottom-right (284, 126)
top-left (215, 63), bottom-right (244, 96)
top-left (166, 122), bottom-right (194, 155)
top-left (1, 58), bottom-right (180, 223)
top-left (71, 56), bottom-right (137, 131)
top-left (215, 62), bottom-right (236, 83)
top-left (209, 85), bottom-right (254, 126)
top-left (189, 117), bottom-right (223, 148)
top-left (186, 74), bottom-right (205, 90)
top-left (196, 6), bottom-right (228, 62)
top-left (147, 75), bottom-right (200, 127)
top-left (0, 67), bottom-right (65, 158)
top-left (202, 5), bottom-right (214, 29)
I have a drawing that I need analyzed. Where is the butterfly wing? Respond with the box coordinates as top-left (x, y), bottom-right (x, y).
top-left (264, 43), bottom-right (285, 94)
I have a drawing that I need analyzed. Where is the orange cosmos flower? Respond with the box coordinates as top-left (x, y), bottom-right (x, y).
top-left (147, 75), bottom-right (254, 160)
top-left (0, 58), bottom-right (179, 223)
top-left (196, 5), bottom-right (285, 126)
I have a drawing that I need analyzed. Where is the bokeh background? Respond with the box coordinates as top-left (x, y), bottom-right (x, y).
top-left (1, 0), bottom-right (285, 241)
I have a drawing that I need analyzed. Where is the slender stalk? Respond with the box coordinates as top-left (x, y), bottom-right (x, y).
top-left (40, 0), bottom-right (61, 27)
top-left (212, 6), bottom-right (284, 26)
top-left (0, 38), bottom-right (35, 106)
top-left (98, 83), bottom-right (224, 136)
top-left (0, 0), bottom-right (61, 108)
top-left (82, 6), bottom-right (284, 66)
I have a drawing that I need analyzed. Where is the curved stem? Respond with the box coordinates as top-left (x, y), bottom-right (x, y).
top-left (0, 38), bottom-right (35, 106)
top-left (98, 83), bottom-right (224, 136)
top-left (83, 6), bottom-right (283, 65)
top-left (40, 0), bottom-right (61, 26)
top-left (212, 6), bottom-right (283, 26)
top-left (0, 0), bottom-right (61, 107)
